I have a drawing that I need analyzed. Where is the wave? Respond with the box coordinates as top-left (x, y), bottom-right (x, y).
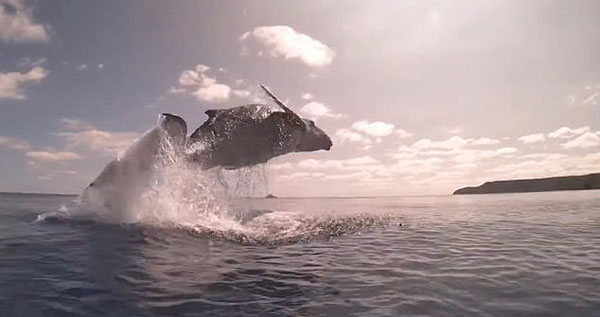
top-left (186, 211), bottom-right (402, 245)
top-left (38, 200), bottom-right (402, 246)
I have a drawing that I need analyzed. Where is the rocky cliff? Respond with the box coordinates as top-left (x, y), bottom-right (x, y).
top-left (453, 173), bottom-right (600, 195)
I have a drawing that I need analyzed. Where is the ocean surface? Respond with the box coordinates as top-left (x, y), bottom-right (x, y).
top-left (1, 190), bottom-right (599, 316)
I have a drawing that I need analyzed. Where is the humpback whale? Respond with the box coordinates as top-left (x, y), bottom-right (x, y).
top-left (81, 85), bottom-right (332, 214)
top-left (188, 84), bottom-right (332, 169)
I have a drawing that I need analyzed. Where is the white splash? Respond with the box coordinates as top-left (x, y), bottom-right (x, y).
top-left (212, 165), bottom-right (270, 198)
top-left (78, 127), bottom-right (252, 232)
top-left (50, 124), bottom-right (398, 245)
top-left (132, 149), bottom-right (244, 231)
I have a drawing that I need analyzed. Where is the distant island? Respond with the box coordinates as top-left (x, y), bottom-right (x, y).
top-left (265, 194), bottom-right (277, 199)
top-left (453, 173), bottom-right (600, 195)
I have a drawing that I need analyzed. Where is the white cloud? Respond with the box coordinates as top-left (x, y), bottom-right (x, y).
top-left (13, 118), bottom-right (140, 184)
top-left (298, 156), bottom-right (380, 172)
top-left (487, 152), bottom-right (600, 181)
top-left (566, 85), bottom-right (600, 107)
top-left (168, 87), bottom-right (185, 94)
top-left (302, 92), bottom-right (313, 100)
top-left (547, 126), bottom-right (590, 139)
top-left (352, 120), bottom-right (395, 137)
top-left (38, 170), bottom-right (76, 181)
top-left (335, 129), bottom-right (371, 144)
top-left (26, 150), bottom-right (82, 162)
top-left (170, 64), bottom-right (231, 103)
top-left (323, 172), bottom-right (370, 181)
top-left (390, 157), bottom-right (445, 176)
top-left (412, 136), bottom-right (468, 150)
top-left (395, 129), bottom-right (413, 139)
top-left (566, 94), bottom-right (577, 107)
top-left (521, 153), bottom-right (568, 160)
top-left (448, 127), bottom-right (463, 135)
top-left (195, 84), bottom-right (231, 102)
top-left (449, 147), bottom-right (517, 164)
top-left (56, 117), bottom-right (138, 156)
top-left (390, 136), bottom-right (518, 168)
top-left (269, 162), bottom-right (293, 170)
top-left (76, 64), bottom-right (88, 71)
top-left (300, 101), bottom-right (342, 119)
top-left (58, 130), bottom-right (138, 157)
top-left (582, 92), bottom-right (598, 105)
top-left (389, 146), bottom-right (418, 159)
top-left (17, 57), bottom-right (45, 68)
top-left (0, 135), bottom-right (30, 150)
top-left (471, 137), bottom-right (500, 145)
top-left (59, 118), bottom-right (96, 131)
top-left (0, 66), bottom-right (48, 100)
top-left (278, 172), bottom-right (326, 180)
top-left (240, 26), bottom-right (335, 67)
top-left (97, 63), bottom-right (104, 69)
top-left (518, 133), bottom-right (545, 144)
top-left (496, 147), bottom-right (518, 154)
top-left (395, 136), bottom-right (513, 158)
top-left (276, 156), bottom-right (390, 190)
top-left (343, 156), bottom-right (380, 165)
top-left (297, 159), bottom-right (324, 170)
top-left (232, 89), bottom-right (250, 98)
top-left (0, 0), bottom-right (49, 43)
top-left (561, 132), bottom-right (600, 149)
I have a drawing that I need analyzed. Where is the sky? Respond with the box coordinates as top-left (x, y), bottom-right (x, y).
top-left (1, 0), bottom-right (600, 196)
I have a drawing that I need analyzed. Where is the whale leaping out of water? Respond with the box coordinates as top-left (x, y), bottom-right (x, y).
top-left (81, 85), bottom-right (332, 215)
top-left (188, 84), bottom-right (332, 169)
top-left (151, 83), bottom-right (333, 169)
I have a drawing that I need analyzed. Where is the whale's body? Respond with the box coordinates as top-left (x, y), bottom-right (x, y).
top-left (188, 104), bottom-right (331, 170)
top-left (80, 85), bottom-right (332, 214)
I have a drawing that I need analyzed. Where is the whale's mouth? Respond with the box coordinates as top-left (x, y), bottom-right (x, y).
top-left (297, 134), bottom-right (333, 152)
top-left (324, 138), bottom-right (333, 150)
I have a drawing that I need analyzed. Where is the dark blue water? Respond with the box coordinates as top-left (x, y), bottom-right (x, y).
top-left (1, 191), bottom-right (599, 316)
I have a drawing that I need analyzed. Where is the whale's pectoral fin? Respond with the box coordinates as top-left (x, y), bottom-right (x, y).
top-left (157, 113), bottom-right (187, 145)
top-left (205, 109), bottom-right (220, 118)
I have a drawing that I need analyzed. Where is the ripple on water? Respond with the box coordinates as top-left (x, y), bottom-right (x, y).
top-left (2, 192), bottom-right (600, 316)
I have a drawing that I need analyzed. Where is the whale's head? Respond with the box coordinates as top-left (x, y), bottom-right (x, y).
top-left (260, 84), bottom-right (333, 153)
top-left (296, 118), bottom-right (333, 152)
